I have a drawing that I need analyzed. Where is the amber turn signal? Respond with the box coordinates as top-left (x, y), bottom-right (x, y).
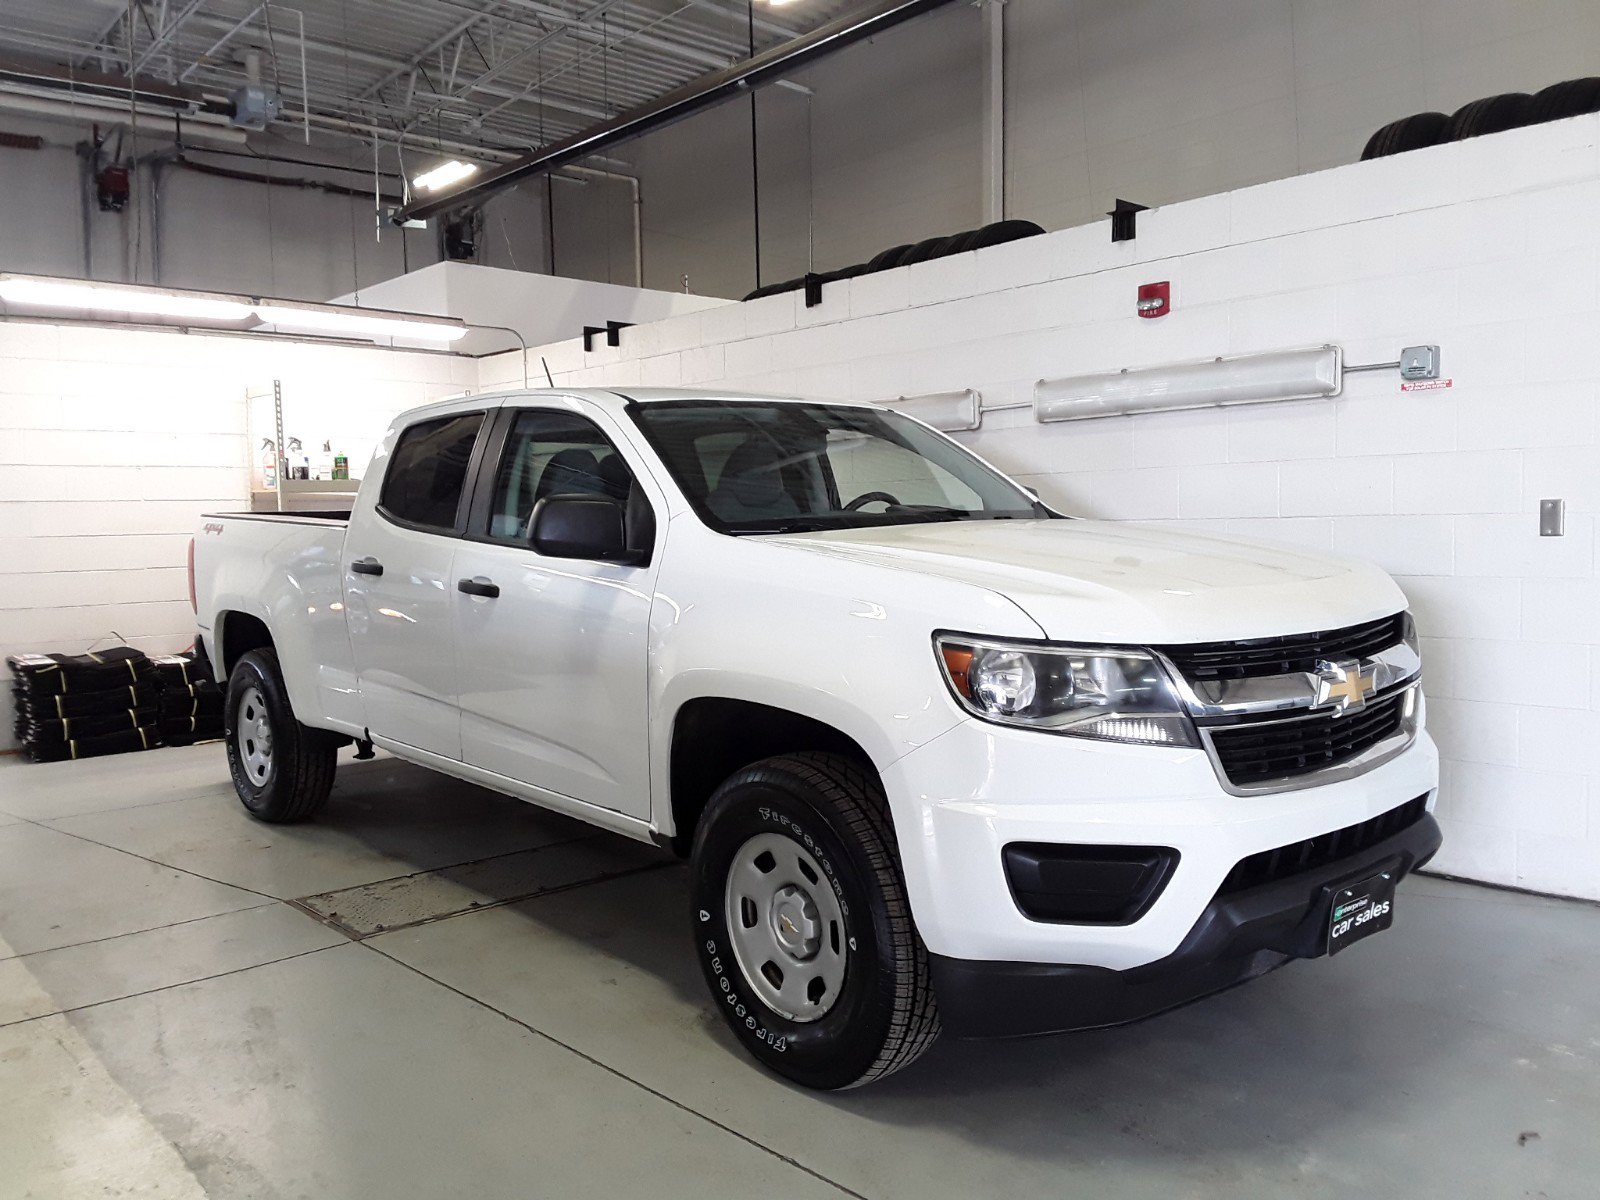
top-left (940, 644), bottom-right (975, 697)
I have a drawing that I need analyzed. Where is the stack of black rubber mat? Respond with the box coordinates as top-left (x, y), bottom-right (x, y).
top-left (9, 648), bottom-right (164, 762)
top-left (148, 653), bottom-right (225, 746)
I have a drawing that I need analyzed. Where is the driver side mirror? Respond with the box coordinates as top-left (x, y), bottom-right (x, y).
top-left (530, 495), bottom-right (634, 563)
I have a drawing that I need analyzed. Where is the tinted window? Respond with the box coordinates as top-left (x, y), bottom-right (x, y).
top-left (485, 409), bottom-right (633, 540)
top-left (629, 400), bottom-right (1043, 534)
top-left (380, 412), bottom-right (484, 531)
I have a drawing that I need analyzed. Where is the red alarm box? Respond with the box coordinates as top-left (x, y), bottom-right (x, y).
top-left (1137, 280), bottom-right (1170, 318)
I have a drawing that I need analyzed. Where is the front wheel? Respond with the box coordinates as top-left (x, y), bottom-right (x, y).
top-left (690, 753), bottom-right (940, 1089)
top-left (224, 647), bottom-right (337, 823)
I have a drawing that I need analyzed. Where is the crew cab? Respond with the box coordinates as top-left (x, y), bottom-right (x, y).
top-left (192, 388), bottom-right (1441, 1089)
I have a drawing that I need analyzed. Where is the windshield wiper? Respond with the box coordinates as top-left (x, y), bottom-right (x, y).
top-left (729, 520), bottom-right (830, 535)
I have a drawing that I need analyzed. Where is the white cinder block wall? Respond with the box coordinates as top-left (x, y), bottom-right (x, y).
top-left (481, 116), bottom-right (1600, 901)
top-left (0, 324), bottom-right (474, 747)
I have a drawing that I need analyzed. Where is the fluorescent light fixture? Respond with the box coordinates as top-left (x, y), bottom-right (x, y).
top-left (411, 159), bottom-right (479, 192)
top-left (0, 275), bottom-right (254, 322)
top-left (885, 388), bottom-right (981, 432)
top-left (0, 272), bottom-right (470, 346)
top-left (1034, 346), bottom-right (1342, 423)
top-left (253, 302), bottom-right (469, 343)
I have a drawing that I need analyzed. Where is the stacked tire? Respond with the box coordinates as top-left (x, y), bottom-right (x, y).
top-left (741, 219), bottom-right (1045, 303)
top-left (1362, 77), bottom-right (1600, 161)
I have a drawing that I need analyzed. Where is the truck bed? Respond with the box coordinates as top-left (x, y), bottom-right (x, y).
top-left (202, 510), bottom-right (352, 525)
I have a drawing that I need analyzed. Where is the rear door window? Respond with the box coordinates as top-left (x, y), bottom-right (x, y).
top-left (379, 412), bottom-right (485, 532)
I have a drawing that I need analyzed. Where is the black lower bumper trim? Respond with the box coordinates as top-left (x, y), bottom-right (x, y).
top-left (930, 811), bottom-right (1442, 1039)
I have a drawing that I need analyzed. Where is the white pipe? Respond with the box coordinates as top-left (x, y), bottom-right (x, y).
top-left (0, 87), bottom-right (249, 145)
top-left (559, 163), bottom-right (643, 287)
top-left (980, 0), bottom-right (1006, 224)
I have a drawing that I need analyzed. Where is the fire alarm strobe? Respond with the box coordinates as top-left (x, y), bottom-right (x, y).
top-left (1137, 280), bottom-right (1170, 318)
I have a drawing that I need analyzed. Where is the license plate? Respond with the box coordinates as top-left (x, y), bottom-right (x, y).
top-left (1327, 870), bottom-right (1396, 955)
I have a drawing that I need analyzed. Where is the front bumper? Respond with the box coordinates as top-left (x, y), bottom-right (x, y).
top-left (930, 811), bottom-right (1441, 1037)
top-left (881, 709), bottom-right (1441, 971)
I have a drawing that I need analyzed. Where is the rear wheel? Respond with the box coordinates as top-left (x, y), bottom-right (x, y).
top-left (690, 752), bottom-right (940, 1089)
top-left (224, 648), bottom-right (337, 823)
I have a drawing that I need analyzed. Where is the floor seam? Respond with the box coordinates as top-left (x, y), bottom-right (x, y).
top-left (361, 941), bottom-right (869, 1200)
top-left (26, 786), bottom-right (238, 822)
top-left (0, 901), bottom-right (282, 964)
top-left (291, 830), bottom-right (607, 902)
top-left (325, 860), bottom-right (676, 941)
top-left (18, 817), bottom-right (288, 904)
top-left (0, 943), bottom-right (345, 1031)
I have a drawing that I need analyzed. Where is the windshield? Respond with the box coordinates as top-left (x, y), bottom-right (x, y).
top-left (628, 399), bottom-right (1050, 534)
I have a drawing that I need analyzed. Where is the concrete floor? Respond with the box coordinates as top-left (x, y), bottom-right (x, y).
top-left (0, 748), bottom-right (1594, 1200)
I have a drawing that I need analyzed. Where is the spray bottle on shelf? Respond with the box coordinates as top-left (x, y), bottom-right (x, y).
top-left (260, 438), bottom-right (277, 490)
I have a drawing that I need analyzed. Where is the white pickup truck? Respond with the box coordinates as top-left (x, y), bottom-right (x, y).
top-left (192, 388), bottom-right (1440, 1089)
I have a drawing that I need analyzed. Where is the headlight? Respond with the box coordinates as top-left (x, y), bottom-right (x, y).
top-left (935, 634), bottom-right (1197, 747)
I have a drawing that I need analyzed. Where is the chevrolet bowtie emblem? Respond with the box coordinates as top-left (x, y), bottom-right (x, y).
top-left (1313, 658), bottom-right (1377, 715)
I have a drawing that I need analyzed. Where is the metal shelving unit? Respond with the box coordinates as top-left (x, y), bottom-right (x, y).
top-left (245, 379), bottom-right (361, 513)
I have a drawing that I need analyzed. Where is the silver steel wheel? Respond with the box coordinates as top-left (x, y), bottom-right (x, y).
top-left (236, 685), bottom-right (274, 786)
top-left (724, 832), bottom-right (848, 1022)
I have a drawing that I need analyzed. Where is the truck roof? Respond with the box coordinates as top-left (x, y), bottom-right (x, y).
top-left (396, 387), bottom-right (888, 426)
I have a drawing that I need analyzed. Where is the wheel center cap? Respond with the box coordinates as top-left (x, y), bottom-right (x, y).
top-left (770, 885), bottom-right (820, 960)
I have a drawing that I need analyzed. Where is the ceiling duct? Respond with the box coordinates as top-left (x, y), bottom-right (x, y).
top-left (392, 0), bottom-right (959, 225)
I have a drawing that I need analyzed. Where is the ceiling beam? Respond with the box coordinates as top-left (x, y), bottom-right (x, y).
top-left (75, 5), bottom-right (135, 71)
top-left (130, 0), bottom-right (210, 77)
top-left (181, 12), bottom-right (610, 122)
top-left (497, 0), bottom-right (733, 72)
top-left (396, 0), bottom-right (958, 223)
top-left (684, 0), bottom-right (796, 42)
top-left (431, 0), bottom-right (633, 110)
top-left (354, 0), bottom-right (506, 102)
top-left (178, 3), bottom-right (264, 83)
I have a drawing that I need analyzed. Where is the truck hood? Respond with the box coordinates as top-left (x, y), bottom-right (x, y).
top-left (771, 519), bottom-right (1408, 645)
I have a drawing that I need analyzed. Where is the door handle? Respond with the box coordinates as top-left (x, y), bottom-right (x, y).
top-left (457, 576), bottom-right (500, 599)
top-left (350, 557), bottom-right (384, 576)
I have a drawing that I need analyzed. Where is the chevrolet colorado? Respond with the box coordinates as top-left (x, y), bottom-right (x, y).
top-left (191, 388), bottom-right (1441, 1089)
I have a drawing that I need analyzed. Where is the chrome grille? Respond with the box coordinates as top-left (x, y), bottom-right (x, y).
top-left (1157, 613), bottom-right (1408, 682)
top-left (1203, 691), bottom-right (1410, 787)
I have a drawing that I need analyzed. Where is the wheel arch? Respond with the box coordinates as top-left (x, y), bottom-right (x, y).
top-left (215, 609), bottom-right (275, 678)
top-left (665, 695), bottom-right (879, 855)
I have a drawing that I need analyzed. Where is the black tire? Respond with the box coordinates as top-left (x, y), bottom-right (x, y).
top-left (897, 235), bottom-right (955, 266)
top-left (1360, 111), bottom-right (1451, 159)
top-left (741, 276), bottom-right (803, 302)
top-left (690, 752), bottom-right (939, 1089)
top-left (224, 647), bottom-right (337, 824)
top-left (1529, 77), bottom-right (1600, 124)
top-left (1447, 92), bottom-right (1534, 141)
top-left (865, 243), bottom-right (913, 272)
top-left (941, 227), bottom-right (986, 255)
top-left (961, 219), bottom-right (1047, 252)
